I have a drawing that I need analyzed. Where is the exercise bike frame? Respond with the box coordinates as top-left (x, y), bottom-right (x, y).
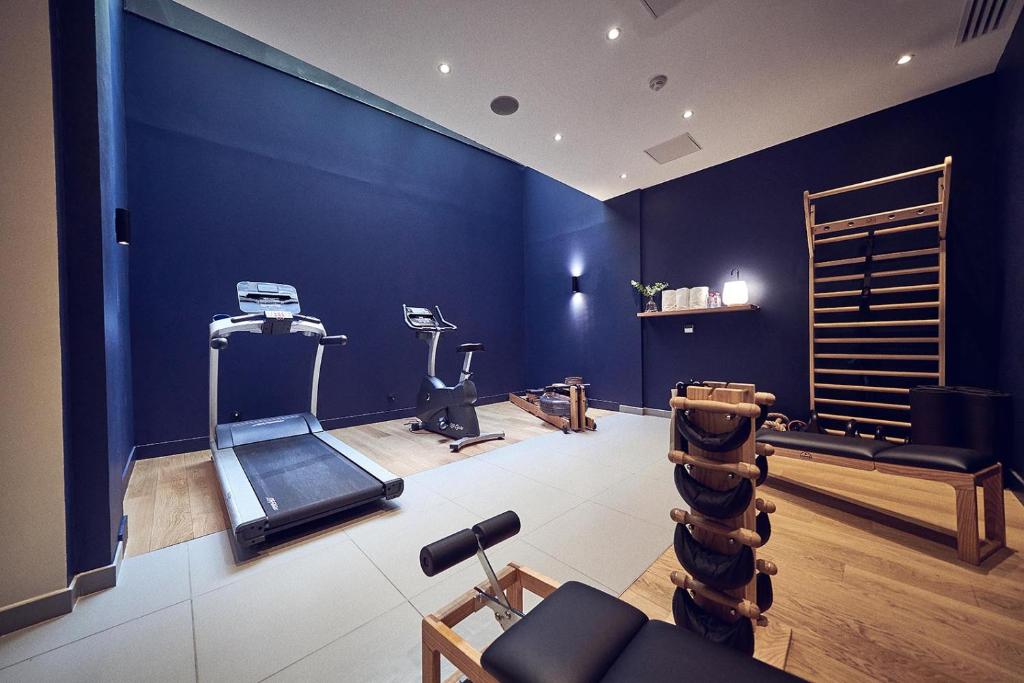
top-left (403, 305), bottom-right (504, 452)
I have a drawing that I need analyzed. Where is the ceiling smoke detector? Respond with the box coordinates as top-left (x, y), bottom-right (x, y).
top-left (490, 96), bottom-right (520, 115)
top-left (649, 74), bottom-right (668, 92)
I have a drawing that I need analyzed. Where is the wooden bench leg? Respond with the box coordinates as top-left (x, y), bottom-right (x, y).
top-left (422, 626), bottom-right (441, 683)
top-left (982, 466), bottom-right (1006, 548)
top-left (953, 484), bottom-right (980, 565)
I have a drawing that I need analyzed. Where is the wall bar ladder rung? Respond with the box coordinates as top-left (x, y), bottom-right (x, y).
top-left (814, 302), bottom-right (938, 313)
top-left (814, 337), bottom-right (939, 344)
top-left (814, 319), bottom-right (939, 328)
top-left (815, 247), bottom-right (940, 269)
top-left (812, 203), bottom-right (940, 236)
top-left (814, 284), bottom-right (940, 298)
top-left (815, 220), bottom-right (937, 244)
top-left (814, 398), bottom-right (911, 410)
top-left (814, 266), bottom-right (939, 284)
top-left (807, 162), bottom-right (945, 200)
top-left (814, 353), bottom-right (939, 361)
top-left (816, 413), bottom-right (913, 428)
top-left (814, 383), bottom-right (911, 394)
top-left (813, 368), bottom-right (939, 378)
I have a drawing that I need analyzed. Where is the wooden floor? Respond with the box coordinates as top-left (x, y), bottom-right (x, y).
top-left (123, 401), bottom-right (614, 557)
top-left (620, 455), bottom-right (1024, 682)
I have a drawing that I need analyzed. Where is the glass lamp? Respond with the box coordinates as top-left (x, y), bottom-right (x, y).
top-left (722, 269), bottom-right (749, 306)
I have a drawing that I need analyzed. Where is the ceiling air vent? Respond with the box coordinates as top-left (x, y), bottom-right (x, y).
top-left (641, 0), bottom-right (686, 19)
top-left (645, 132), bottom-right (701, 164)
top-left (955, 0), bottom-right (1017, 45)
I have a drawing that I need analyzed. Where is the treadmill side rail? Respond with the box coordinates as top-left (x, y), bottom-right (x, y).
top-left (211, 446), bottom-right (269, 546)
top-left (315, 432), bottom-right (405, 499)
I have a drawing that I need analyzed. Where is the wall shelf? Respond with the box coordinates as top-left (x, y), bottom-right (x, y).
top-left (637, 304), bottom-right (759, 318)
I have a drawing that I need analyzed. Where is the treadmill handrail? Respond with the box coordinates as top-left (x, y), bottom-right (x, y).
top-left (208, 314), bottom-right (331, 445)
top-left (209, 315), bottom-right (327, 341)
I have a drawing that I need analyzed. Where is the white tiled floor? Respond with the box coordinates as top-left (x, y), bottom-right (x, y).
top-left (0, 413), bottom-right (674, 682)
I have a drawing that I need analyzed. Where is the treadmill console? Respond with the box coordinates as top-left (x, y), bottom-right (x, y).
top-left (405, 307), bottom-right (439, 328)
top-left (237, 282), bottom-right (300, 313)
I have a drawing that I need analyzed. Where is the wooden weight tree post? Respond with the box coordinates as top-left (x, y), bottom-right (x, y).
top-left (803, 157), bottom-right (951, 441)
top-left (667, 382), bottom-right (789, 662)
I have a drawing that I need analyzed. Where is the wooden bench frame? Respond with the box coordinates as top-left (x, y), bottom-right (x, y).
top-left (422, 563), bottom-right (559, 683)
top-left (768, 445), bottom-right (1005, 565)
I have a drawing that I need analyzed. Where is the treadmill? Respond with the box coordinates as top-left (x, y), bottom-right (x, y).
top-left (209, 281), bottom-right (403, 550)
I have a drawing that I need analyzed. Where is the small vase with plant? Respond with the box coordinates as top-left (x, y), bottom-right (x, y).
top-left (631, 279), bottom-right (669, 313)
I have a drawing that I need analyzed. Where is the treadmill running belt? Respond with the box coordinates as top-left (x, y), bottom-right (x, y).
top-left (234, 434), bottom-right (385, 529)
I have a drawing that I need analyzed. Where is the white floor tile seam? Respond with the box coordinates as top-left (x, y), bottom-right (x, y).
top-left (345, 527), bottom-right (423, 601)
top-left (253, 596), bottom-right (416, 682)
top-left (515, 534), bottom-right (616, 595)
top-left (189, 598), bottom-right (199, 683)
top-left (187, 527), bottom-right (352, 600)
top-left (0, 598), bottom-right (195, 674)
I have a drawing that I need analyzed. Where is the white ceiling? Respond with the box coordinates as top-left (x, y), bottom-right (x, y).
top-left (177, 0), bottom-right (1020, 200)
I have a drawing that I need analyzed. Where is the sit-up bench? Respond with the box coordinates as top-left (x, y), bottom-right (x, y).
top-left (756, 428), bottom-right (1005, 565)
top-left (420, 512), bottom-right (800, 683)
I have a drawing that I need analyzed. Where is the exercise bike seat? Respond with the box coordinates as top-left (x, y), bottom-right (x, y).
top-left (457, 343), bottom-right (485, 353)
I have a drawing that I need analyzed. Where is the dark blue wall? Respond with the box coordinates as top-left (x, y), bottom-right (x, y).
top-left (124, 16), bottom-right (525, 451)
top-left (96, 0), bottom-right (133, 559)
top-left (996, 14), bottom-right (1024, 484)
top-left (522, 171), bottom-right (642, 408)
top-left (50, 0), bottom-right (130, 577)
top-left (640, 76), bottom-right (1000, 419)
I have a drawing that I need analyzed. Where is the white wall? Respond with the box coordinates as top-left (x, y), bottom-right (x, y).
top-left (0, 0), bottom-right (68, 607)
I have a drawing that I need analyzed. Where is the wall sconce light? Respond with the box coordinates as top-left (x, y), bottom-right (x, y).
top-left (571, 275), bottom-right (581, 294)
top-left (722, 268), bottom-right (749, 306)
top-left (115, 208), bottom-right (131, 246)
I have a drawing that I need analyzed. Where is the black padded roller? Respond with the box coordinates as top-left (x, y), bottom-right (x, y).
top-left (676, 411), bottom-right (752, 453)
top-left (420, 528), bottom-right (479, 577)
top-left (672, 587), bottom-right (755, 656)
top-left (472, 511), bottom-right (521, 550)
top-left (755, 455), bottom-right (768, 486)
top-left (674, 465), bottom-right (753, 519)
top-left (756, 572), bottom-right (774, 613)
top-left (674, 523), bottom-right (754, 590)
top-left (756, 511), bottom-right (772, 544)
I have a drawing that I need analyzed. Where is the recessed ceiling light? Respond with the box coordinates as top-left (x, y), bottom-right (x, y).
top-left (607, 27), bottom-right (621, 40)
top-left (896, 53), bottom-right (913, 65)
top-left (438, 62), bottom-right (451, 74)
top-left (620, 173), bottom-right (628, 180)
top-left (682, 109), bottom-right (694, 119)
top-left (553, 133), bottom-right (563, 142)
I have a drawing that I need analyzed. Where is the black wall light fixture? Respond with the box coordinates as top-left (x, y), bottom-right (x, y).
top-left (571, 275), bottom-right (580, 294)
top-left (115, 208), bottom-right (131, 245)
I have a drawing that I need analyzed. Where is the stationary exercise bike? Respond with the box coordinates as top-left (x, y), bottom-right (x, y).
top-left (403, 305), bottom-right (505, 452)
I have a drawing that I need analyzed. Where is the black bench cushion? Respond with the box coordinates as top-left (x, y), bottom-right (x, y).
top-left (756, 429), bottom-right (895, 461)
top-left (457, 342), bottom-right (485, 353)
top-left (481, 581), bottom-right (647, 683)
top-left (601, 620), bottom-right (802, 683)
top-left (874, 444), bottom-right (997, 473)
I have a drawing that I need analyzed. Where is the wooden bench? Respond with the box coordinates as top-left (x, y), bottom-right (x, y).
top-left (756, 430), bottom-right (1005, 565)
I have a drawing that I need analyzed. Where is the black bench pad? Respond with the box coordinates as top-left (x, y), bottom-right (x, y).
top-left (481, 581), bottom-right (647, 683)
top-left (457, 343), bottom-right (485, 353)
top-left (601, 620), bottom-right (801, 683)
top-left (756, 429), bottom-right (895, 461)
top-left (874, 444), bottom-right (996, 473)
